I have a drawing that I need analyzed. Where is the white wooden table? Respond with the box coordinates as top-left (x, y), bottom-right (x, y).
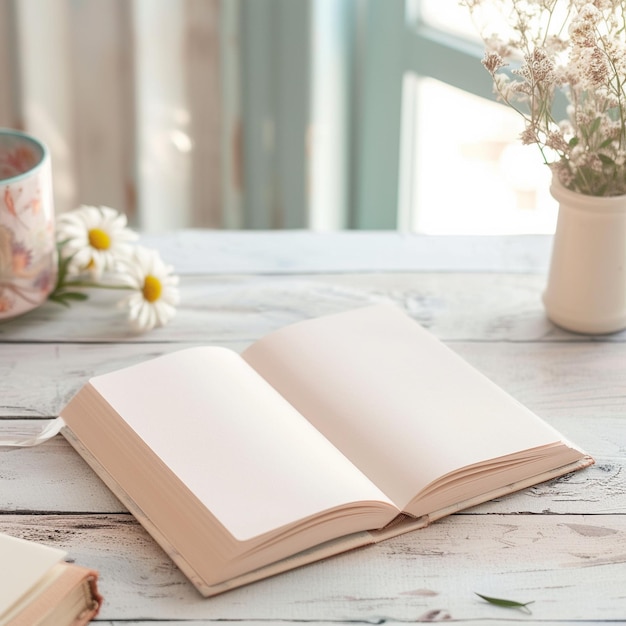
top-left (1, 231), bottom-right (624, 625)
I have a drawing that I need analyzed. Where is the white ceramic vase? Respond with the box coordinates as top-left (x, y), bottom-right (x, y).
top-left (543, 178), bottom-right (626, 334)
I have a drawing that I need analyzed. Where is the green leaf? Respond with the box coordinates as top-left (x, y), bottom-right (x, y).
top-left (598, 154), bottom-right (615, 166)
top-left (568, 136), bottom-right (579, 148)
top-left (48, 294), bottom-right (73, 308)
top-left (589, 116), bottom-right (602, 135)
top-left (48, 291), bottom-right (89, 308)
top-left (599, 137), bottom-right (614, 149)
top-left (57, 292), bottom-right (89, 302)
top-left (475, 593), bottom-right (534, 613)
top-left (54, 249), bottom-right (73, 289)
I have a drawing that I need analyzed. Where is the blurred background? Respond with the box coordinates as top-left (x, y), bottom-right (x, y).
top-left (0, 0), bottom-right (557, 233)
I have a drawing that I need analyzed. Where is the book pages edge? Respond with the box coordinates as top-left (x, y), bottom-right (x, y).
top-left (60, 425), bottom-right (378, 597)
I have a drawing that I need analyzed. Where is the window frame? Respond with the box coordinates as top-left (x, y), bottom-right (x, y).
top-left (354, 0), bottom-right (493, 229)
top-left (236, 0), bottom-right (497, 230)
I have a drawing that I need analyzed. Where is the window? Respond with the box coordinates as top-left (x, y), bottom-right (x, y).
top-left (0, 0), bottom-right (559, 233)
top-left (355, 0), bottom-right (558, 233)
top-left (408, 0), bottom-right (557, 234)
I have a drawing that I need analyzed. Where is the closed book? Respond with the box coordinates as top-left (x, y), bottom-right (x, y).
top-left (0, 532), bottom-right (101, 626)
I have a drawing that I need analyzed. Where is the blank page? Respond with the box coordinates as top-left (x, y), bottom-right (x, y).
top-left (89, 347), bottom-right (394, 541)
top-left (243, 305), bottom-right (568, 509)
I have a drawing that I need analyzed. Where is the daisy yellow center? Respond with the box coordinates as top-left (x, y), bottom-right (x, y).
top-left (142, 275), bottom-right (162, 303)
top-left (88, 228), bottom-right (111, 251)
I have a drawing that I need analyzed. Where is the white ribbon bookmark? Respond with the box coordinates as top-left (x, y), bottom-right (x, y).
top-left (0, 417), bottom-right (65, 447)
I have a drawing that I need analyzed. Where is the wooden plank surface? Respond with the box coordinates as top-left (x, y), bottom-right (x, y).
top-left (135, 230), bottom-right (556, 274)
top-left (0, 513), bottom-right (624, 623)
top-left (1, 232), bottom-right (624, 624)
top-left (2, 272), bottom-right (625, 344)
top-left (2, 329), bottom-right (626, 413)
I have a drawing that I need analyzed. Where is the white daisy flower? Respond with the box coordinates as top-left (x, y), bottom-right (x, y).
top-left (56, 205), bottom-right (137, 278)
top-left (117, 246), bottom-right (180, 332)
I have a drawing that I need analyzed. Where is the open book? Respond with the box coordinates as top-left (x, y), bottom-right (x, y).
top-left (60, 304), bottom-right (593, 596)
top-left (0, 532), bottom-right (101, 626)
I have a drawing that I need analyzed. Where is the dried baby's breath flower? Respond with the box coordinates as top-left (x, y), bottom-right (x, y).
top-left (482, 51), bottom-right (506, 75)
top-left (520, 126), bottom-right (540, 145)
top-left (465, 0), bottom-right (626, 196)
top-left (516, 48), bottom-right (556, 85)
top-left (546, 130), bottom-right (569, 153)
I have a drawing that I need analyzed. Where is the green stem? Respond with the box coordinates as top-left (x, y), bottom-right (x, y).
top-left (59, 280), bottom-right (133, 291)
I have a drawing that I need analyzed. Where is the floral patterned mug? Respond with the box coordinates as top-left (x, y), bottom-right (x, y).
top-left (0, 129), bottom-right (56, 319)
